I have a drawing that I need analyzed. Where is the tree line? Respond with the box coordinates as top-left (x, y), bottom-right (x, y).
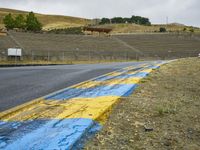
top-left (100, 16), bottom-right (151, 25)
top-left (3, 12), bottom-right (42, 31)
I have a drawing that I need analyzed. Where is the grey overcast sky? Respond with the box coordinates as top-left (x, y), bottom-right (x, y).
top-left (0, 0), bottom-right (200, 27)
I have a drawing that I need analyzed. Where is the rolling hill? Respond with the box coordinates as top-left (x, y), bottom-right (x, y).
top-left (0, 8), bottom-right (199, 33)
top-left (94, 23), bottom-right (200, 34)
top-left (0, 8), bottom-right (91, 30)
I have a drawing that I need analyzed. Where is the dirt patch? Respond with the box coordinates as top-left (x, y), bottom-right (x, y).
top-left (85, 58), bottom-right (200, 150)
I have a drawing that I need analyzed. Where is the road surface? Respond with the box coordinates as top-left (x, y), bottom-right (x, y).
top-left (0, 62), bottom-right (146, 112)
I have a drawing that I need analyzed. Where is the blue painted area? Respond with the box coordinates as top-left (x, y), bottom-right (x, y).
top-left (115, 72), bottom-right (149, 79)
top-left (45, 84), bottom-right (138, 100)
top-left (0, 118), bottom-right (101, 150)
top-left (150, 66), bottom-right (160, 69)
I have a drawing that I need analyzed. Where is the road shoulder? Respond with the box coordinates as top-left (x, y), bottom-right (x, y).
top-left (85, 58), bottom-right (200, 150)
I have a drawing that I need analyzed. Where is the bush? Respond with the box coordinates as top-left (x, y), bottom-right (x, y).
top-left (48, 27), bottom-right (84, 34)
top-left (189, 28), bottom-right (194, 33)
top-left (159, 27), bottom-right (167, 32)
top-left (183, 28), bottom-right (187, 31)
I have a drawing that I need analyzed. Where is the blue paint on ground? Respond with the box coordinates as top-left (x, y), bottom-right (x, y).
top-left (0, 118), bottom-right (101, 150)
top-left (115, 72), bottom-right (149, 79)
top-left (45, 84), bottom-right (138, 100)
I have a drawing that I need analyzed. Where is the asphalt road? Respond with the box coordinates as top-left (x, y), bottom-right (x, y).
top-left (0, 62), bottom-right (146, 112)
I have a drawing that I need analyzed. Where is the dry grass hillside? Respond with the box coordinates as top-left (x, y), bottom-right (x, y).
top-left (0, 8), bottom-right (91, 30)
top-left (1, 8), bottom-right (200, 33)
top-left (95, 23), bottom-right (200, 34)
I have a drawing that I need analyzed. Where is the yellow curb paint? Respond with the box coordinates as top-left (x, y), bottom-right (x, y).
top-left (101, 77), bottom-right (141, 85)
top-left (1, 96), bottom-right (120, 125)
top-left (0, 98), bottom-right (43, 119)
top-left (107, 72), bottom-right (123, 76)
top-left (70, 81), bottom-right (99, 89)
top-left (140, 68), bottom-right (153, 73)
top-left (72, 77), bottom-right (142, 89)
top-left (56, 96), bottom-right (120, 124)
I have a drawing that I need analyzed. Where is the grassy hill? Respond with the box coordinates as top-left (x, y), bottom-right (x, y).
top-left (0, 8), bottom-right (91, 30)
top-left (94, 23), bottom-right (200, 34)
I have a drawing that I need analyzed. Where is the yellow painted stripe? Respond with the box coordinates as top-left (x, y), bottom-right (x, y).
top-left (140, 68), bottom-right (153, 73)
top-left (101, 77), bottom-right (141, 85)
top-left (107, 72), bottom-right (123, 77)
top-left (70, 81), bottom-right (99, 89)
top-left (1, 96), bottom-right (120, 125)
top-left (126, 70), bottom-right (139, 75)
top-left (72, 77), bottom-right (142, 89)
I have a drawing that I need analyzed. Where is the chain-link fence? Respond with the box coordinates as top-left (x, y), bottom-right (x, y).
top-left (0, 48), bottom-right (199, 64)
top-left (0, 49), bottom-right (141, 63)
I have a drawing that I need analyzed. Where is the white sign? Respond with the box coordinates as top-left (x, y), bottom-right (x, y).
top-left (8, 48), bottom-right (22, 56)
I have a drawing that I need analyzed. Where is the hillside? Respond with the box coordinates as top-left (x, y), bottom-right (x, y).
top-left (0, 8), bottom-right (91, 30)
top-left (94, 23), bottom-right (200, 34)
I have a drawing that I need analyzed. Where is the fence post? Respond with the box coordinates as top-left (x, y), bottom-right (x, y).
top-left (31, 51), bottom-right (34, 61)
top-left (47, 51), bottom-right (50, 64)
top-left (62, 52), bottom-right (65, 62)
top-left (88, 50), bottom-right (91, 62)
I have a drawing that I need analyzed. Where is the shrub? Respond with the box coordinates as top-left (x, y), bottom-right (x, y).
top-left (159, 27), bottom-right (167, 32)
top-left (48, 27), bottom-right (84, 35)
top-left (189, 28), bottom-right (194, 33)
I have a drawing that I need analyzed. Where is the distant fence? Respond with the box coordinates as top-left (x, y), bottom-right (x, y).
top-left (0, 49), bottom-right (199, 63)
top-left (0, 49), bottom-right (141, 63)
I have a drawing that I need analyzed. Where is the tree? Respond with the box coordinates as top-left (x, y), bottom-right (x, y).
top-left (15, 14), bottom-right (26, 29)
top-left (3, 13), bottom-right (15, 29)
top-left (159, 27), bottom-right (167, 32)
top-left (26, 12), bottom-right (42, 31)
top-left (183, 28), bottom-right (187, 31)
top-left (99, 15), bottom-right (151, 25)
top-left (111, 17), bottom-right (125, 24)
top-left (100, 18), bottom-right (110, 24)
top-left (189, 28), bottom-right (194, 33)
